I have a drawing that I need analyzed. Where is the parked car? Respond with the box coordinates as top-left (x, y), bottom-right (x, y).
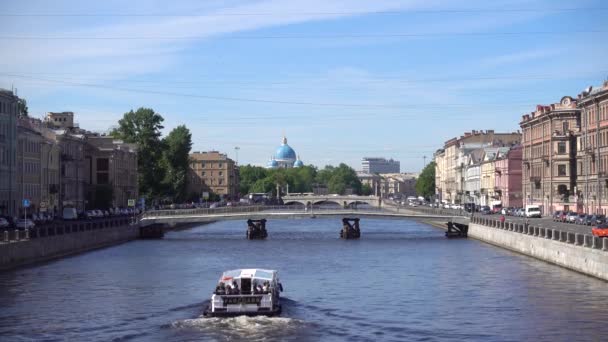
top-left (15, 219), bottom-right (35, 229)
top-left (575, 214), bottom-right (588, 225)
top-left (525, 205), bottom-right (542, 218)
top-left (592, 223), bottom-right (608, 238)
top-left (480, 206), bottom-right (492, 215)
top-left (63, 207), bottom-right (78, 220)
top-left (585, 214), bottom-right (606, 226)
top-left (553, 210), bottom-right (563, 221)
top-left (0, 217), bottom-right (10, 229)
top-left (566, 211), bottom-right (578, 223)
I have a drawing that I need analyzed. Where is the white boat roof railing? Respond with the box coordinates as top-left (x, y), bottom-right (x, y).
top-left (220, 269), bottom-right (277, 282)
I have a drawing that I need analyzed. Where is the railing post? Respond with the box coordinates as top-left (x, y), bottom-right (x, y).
top-left (25, 229), bottom-right (29, 240)
top-left (14, 229), bottom-right (19, 241)
top-left (3, 230), bottom-right (8, 242)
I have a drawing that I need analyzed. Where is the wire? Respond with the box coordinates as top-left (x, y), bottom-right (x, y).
top-left (0, 73), bottom-right (548, 109)
top-left (2, 7), bottom-right (606, 17)
top-left (1, 30), bottom-right (605, 40)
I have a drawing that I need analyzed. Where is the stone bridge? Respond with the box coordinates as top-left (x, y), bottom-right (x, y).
top-left (140, 205), bottom-right (459, 226)
top-left (281, 194), bottom-right (381, 208)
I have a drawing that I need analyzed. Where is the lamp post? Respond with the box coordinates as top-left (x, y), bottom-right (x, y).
top-left (234, 146), bottom-right (240, 165)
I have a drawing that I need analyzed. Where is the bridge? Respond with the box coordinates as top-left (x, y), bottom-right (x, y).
top-left (140, 205), bottom-right (461, 226)
top-left (281, 194), bottom-right (381, 208)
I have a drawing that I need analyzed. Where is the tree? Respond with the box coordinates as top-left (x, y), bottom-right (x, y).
top-left (361, 183), bottom-right (373, 196)
top-left (111, 108), bottom-right (165, 200)
top-left (239, 165), bottom-right (269, 195)
top-left (415, 161), bottom-right (436, 199)
top-left (161, 125), bottom-right (192, 202)
top-left (17, 98), bottom-right (28, 116)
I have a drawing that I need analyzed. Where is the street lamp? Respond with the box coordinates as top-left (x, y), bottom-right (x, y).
top-left (234, 146), bottom-right (240, 165)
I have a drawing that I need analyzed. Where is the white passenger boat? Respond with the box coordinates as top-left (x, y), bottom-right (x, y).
top-left (203, 269), bottom-right (283, 317)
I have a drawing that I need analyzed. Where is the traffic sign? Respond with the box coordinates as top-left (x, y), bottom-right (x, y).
top-left (128, 199), bottom-right (136, 207)
top-left (22, 199), bottom-right (30, 208)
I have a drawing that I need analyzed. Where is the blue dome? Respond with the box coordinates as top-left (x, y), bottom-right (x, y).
top-left (275, 136), bottom-right (296, 160)
top-left (267, 158), bottom-right (278, 168)
top-left (293, 159), bottom-right (304, 167)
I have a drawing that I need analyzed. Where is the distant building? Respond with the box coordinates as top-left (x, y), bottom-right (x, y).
top-left (361, 157), bottom-right (400, 174)
top-left (0, 89), bottom-right (19, 216)
top-left (379, 173), bottom-right (417, 198)
top-left (84, 135), bottom-right (138, 208)
top-left (16, 117), bottom-right (44, 214)
top-left (520, 97), bottom-right (580, 215)
top-left (357, 171), bottom-right (382, 196)
top-left (189, 151), bottom-right (239, 200)
top-left (266, 136), bottom-right (304, 169)
top-left (494, 145), bottom-right (523, 208)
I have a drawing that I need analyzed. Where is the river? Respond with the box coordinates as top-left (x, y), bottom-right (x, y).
top-left (1, 218), bottom-right (607, 341)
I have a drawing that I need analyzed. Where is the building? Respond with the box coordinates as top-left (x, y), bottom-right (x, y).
top-left (0, 89), bottom-right (18, 216)
top-left (463, 149), bottom-right (483, 205)
top-left (85, 135), bottom-right (138, 208)
top-left (494, 145), bottom-right (523, 208)
top-left (576, 80), bottom-right (608, 215)
top-left (266, 136), bottom-right (304, 169)
top-left (189, 151), bottom-right (239, 200)
top-left (361, 157), bottom-right (400, 174)
top-left (16, 117), bottom-right (44, 214)
top-left (357, 171), bottom-right (382, 196)
top-left (379, 173), bottom-right (417, 198)
top-left (436, 130), bottom-right (521, 204)
top-left (479, 147), bottom-right (511, 206)
top-left (45, 112), bottom-right (87, 212)
top-left (434, 149), bottom-right (445, 202)
top-left (520, 97), bottom-right (580, 215)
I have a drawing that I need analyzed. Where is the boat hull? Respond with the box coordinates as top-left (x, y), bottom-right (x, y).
top-left (203, 305), bottom-right (282, 318)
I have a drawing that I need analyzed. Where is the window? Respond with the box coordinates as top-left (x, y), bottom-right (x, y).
top-left (557, 141), bottom-right (566, 154)
top-left (558, 165), bottom-right (567, 176)
top-left (563, 121), bottom-right (569, 133)
top-left (97, 158), bottom-right (109, 172)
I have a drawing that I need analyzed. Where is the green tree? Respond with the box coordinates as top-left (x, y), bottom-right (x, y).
top-left (239, 165), bottom-right (269, 195)
top-left (361, 183), bottom-right (373, 196)
top-left (17, 98), bottom-right (28, 116)
top-left (323, 163), bottom-right (362, 195)
top-left (161, 125), bottom-right (192, 202)
top-left (415, 161), bottom-right (436, 199)
top-left (111, 108), bottom-right (165, 200)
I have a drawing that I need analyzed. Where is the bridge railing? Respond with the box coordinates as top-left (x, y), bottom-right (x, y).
top-left (141, 205), bottom-right (389, 218)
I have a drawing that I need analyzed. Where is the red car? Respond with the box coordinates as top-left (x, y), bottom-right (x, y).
top-left (592, 223), bottom-right (608, 237)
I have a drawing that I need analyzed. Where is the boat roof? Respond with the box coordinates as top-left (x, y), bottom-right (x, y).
top-left (220, 269), bottom-right (277, 281)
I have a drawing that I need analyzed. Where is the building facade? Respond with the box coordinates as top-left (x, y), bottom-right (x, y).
top-left (434, 149), bottom-right (445, 202)
top-left (361, 157), bottom-right (400, 174)
top-left (437, 130), bottom-right (521, 205)
top-left (189, 151), bottom-right (239, 200)
top-left (0, 89), bottom-right (18, 216)
top-left (494, 145), bottom-right (523, 208)
top-left (16, 117), bottom-right (44, 214)
top-left (576, 81), bottom-right (608, 215)
top-left (520, 97), bottom-right (580, 215)
top-left (85, 135), bottom-right (138, 209)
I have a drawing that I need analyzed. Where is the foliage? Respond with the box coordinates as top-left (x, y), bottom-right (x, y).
top-left (17, 98), bottom-right (28, 116)
top-left (161, 125), bottom-right (192, 202)
top-left (361, 183), bottom-right (373, 196)
top-left (111, 108), bottom-right (165, 200)
top-left (238, 163), bottom-right (362, 197)
top-left (415, 161), bottom-right (435, 199)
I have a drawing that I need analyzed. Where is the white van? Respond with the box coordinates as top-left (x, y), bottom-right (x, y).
top-left (62, 207), bottom-right (78, 220)
top-left (525, 205), bottom-right (542, 218)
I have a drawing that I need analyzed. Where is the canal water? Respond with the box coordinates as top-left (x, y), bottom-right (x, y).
top-left (1, 218), bottom-right (608, 341)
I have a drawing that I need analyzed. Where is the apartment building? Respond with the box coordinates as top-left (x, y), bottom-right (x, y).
top-left (189, 151), bottom-right (239, 200)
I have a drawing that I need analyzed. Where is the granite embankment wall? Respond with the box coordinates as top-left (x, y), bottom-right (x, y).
top-left (469, 217), bottom-right (608, 281)
top-left (1, 219), bottom-right (139, 271)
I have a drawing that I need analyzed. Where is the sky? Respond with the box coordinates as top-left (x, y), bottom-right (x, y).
top-left (1, 0), bottom-right (607, 171)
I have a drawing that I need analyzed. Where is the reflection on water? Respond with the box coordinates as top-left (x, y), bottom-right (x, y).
top-left (0, 218), bottom-right (607, 341)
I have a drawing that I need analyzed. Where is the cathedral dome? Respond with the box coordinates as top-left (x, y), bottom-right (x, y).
top-left (275, 136), bottom-right (297, 161)
top-left (293, 155), bottom-right (304, 167)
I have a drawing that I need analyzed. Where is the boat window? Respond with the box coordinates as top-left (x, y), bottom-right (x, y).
top-left (254, 270), bottom-right (273, 280)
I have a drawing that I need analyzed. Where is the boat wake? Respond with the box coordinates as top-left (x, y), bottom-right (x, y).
top-left (171, 315), bottom-right (306, 341)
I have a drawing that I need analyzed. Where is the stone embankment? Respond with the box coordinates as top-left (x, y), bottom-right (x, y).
top-left (468, 216), bottom-right (608, 281)
top-left (0, 218), bottom-right (139, 271)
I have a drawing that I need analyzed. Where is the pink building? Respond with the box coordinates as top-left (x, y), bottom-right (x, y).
top-left (494, 145), bottom-right (523, 208)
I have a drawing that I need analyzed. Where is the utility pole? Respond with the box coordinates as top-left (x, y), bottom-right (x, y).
top-left (423, 155), bottom-right (427, 169)
top-left (234, 146), bottom-right (240, 165)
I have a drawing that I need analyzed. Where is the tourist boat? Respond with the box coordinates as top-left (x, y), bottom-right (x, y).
top-left (203, 269), bottom-right (283, 317)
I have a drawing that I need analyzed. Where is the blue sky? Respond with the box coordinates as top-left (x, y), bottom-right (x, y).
top-left (1, 0), bottom-right (607, 171)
